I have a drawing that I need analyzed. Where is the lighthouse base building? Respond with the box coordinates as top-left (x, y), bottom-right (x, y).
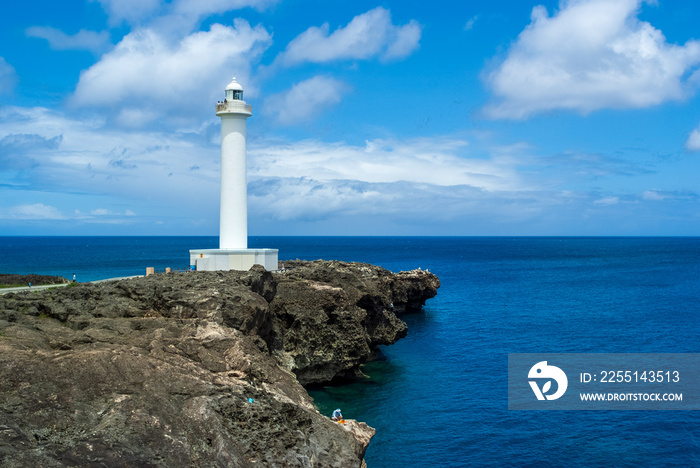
top-left (189, 248), bottom-right (278, 272)
top-left (189, 77), bottom-right (278, 272)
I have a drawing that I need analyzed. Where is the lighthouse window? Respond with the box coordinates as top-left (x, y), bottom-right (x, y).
top-left (233, 90), bottom-right (242, 100)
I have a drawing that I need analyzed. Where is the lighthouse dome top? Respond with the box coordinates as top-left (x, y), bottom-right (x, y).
top-left (225, 77), bottom-right (243, 92)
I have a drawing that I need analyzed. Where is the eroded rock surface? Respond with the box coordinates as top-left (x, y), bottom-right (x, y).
top-left (0, 261), bottom-right (439, 467)
top-left (271, 260), bottom-right (440, 384)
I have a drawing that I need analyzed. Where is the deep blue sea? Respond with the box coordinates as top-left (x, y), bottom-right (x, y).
top-left (2, 236), bottom-right (699, 467)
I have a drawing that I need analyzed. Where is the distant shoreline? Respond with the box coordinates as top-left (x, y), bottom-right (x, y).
top-left (0, 275), bottom-right (143, 294)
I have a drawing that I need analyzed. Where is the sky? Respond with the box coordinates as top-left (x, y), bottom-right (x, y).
top-left (1, 0), bottom-right (700, 236)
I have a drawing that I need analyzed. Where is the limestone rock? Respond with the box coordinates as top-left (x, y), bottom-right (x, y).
top-left (0, 260), bottom-right (439, 467)
top-left (270, 261), bottom-right (439, 384)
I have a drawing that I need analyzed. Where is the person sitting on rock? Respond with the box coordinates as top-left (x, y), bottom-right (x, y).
top-left (331, 408), bottom-right (343, 422)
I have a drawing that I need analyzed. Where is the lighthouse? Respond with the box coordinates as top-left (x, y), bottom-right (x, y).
top-left (218, 77), bottom-right (251, 249)
top-left (189, 77), bottom-right (278, 271)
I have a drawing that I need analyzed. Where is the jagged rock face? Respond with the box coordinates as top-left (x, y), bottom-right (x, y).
top-left (0, 261), bottom-right (439, 467)
top-left (270, 261), bottom-right (439, 384)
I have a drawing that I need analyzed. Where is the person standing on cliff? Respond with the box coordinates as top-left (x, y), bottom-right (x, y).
top-left (332, 408), bottom-right (343, 422)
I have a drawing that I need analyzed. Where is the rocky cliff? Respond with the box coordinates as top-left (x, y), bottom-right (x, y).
top-left (0, 261), bottom-right (439, 467)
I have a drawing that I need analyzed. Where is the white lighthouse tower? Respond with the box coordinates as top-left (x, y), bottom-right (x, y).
top-left (218, 77), bottom-right (250, 249)
top-left (189, 77), bottom-right (278, 271)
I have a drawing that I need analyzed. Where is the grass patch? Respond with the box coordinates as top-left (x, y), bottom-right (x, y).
top-left (0, 284), bottom-right (25, 289)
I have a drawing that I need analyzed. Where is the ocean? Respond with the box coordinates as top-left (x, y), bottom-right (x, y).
top-left (2, 236), bottom-right (699, 467)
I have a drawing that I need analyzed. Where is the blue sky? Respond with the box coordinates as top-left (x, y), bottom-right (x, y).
top-left (1, 0), bottom-right (700, 236)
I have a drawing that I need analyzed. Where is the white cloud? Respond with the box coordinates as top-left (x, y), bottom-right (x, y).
top-left (90, 208), bottom-right (113, 215)
top-left (640, 189), bottom-right (697, 202)
top-left (115, 108), bottom-right (160, 127)
top-left (642, 189), bottom-right (665, 200)
top-left (249, 177), bottom-right (394, 221)
top-left (73, 208), bottom-right (138, 220)
top-left (0, 105), bottom-right (221, 217)
top-left (92, 0), bottom-right (163, 26)
top-left (152, 0), bottom-right (280, 37)
top-left (170, 0), bottom-right (279, 20)
top-left (1, 104), bottom-right (698, 235)
top-left (484, 0), bottom-right (700, 119)
top-left (464, 16), bottom-right (478, 31)
top-left (594, 196), bottom-right (620, 205)
top-left (687, 124), bottom-right (700, 152)
top-left (83, 208), bottom-right (139, 219)
top-left (0, 104), bottom-right (538, 233)
top-left (249, 176), bottom-right (668, 235)
top-left (249, 137), bottom-right (523, 192)
top-left (0, 57), bottom-right (17, 95)
top-left (263, 76), bottom-right (348, 125)
top-left (26, 27), bottom-right (112, 55)
top-left (2, 204), bottom-right (66, 220)
top-left (93, 0), bottom-right (278, 33)
top-left (71, 20), bottom-right (271, 126)
top-left (383, 19), bottom-right (422, 60)
top-left (276, 7), bottom-right (421, 66)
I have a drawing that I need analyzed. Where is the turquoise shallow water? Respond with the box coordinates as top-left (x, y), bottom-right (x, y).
top-left (2, 236), bottom-right (700, 466)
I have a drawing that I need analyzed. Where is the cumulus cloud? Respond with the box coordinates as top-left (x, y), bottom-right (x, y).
top-left (170, 0), bottom-right (279, 21)
top-left (0, 133), bottom-right (62, 170)
top-left (249, 175), bottom-right (691, 236)
top-left (152, 0), bottom-right (280, 36)
top-left (263, 76), bottom-right (348, 125)
top-left (276, 7), bottom-right (421, 66)
top-left (92, 0), bottom-right (163, 27)
top-left (0, 57), bottom-right (17, 95)
top-left (484, 0), bottom-right (700, 119)
top-left (26, 27), bottom-right (112, 55)
top-left (0, 105), bottom-right (221, 219)
top-left (687, 124), bottom-right (700, 152)
top-left (248, 177), bottom-right (394, 222)
top-left (93, 0), bottom-right (278, 33)
top-left (71, 19), bottom-right (271, 125)
top-left (1, 104), bottom-right (698, 235)
top-left (249, 137), bottom-right (523, 192)
top-left (1, 106), bottom-right (527, 231)
top-left (248, 178), bottom-right (529, 229)
top-left (247, 177), bottom-right (459, 225)
top-left (115, 108), bottom-right (160, 128)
